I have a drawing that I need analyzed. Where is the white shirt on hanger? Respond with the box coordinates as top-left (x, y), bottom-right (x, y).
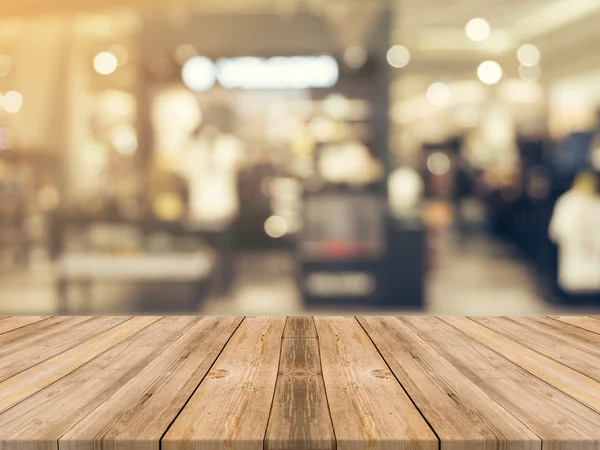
top-left (549, 190), bottom-right (600, 293)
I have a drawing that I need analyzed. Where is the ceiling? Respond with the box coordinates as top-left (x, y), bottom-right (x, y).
top-left (2, 0), bottom-right (600, 84)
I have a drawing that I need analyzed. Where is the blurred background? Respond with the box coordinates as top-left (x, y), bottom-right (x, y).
top-left (2, 0), bottom-right (600, 316)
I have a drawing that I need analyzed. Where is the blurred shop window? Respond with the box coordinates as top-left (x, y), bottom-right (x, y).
top-left (549, 171), bottom-right (600, 293)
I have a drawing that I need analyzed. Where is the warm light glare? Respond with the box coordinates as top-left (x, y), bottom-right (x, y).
top-left (519, 64), bottom-right (541, 82)
top-left (517, 44), bottom-right (541, 67)
top-left (2, 91), bottom-right (22, 113)
top-left (465, 18), bottom-right (491, 42)
top-left (264, 215), bottom-right (288, 238)
top-left (108, 45), bottom-right (129, 66)
top-left (182, 56), bottom-right (217, 92)
top-left (0, 55), bottom-right (12, 77)
top-left (426, 82), bottom-right (452, 106)
top-left (387, 45), bottom-right (410, 68)
top-left (478, 60), bottom-right (503, 85)
top-left (94, 52), bottom-right (118, 75)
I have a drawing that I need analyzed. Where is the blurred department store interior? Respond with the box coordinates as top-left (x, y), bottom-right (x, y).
top-left (2, 0), bottom-right (600, 315)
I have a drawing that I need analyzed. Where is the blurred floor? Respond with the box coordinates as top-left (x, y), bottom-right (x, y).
top-left (2, 234), bottom-right (600, 315)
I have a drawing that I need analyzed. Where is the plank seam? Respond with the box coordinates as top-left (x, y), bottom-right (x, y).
top-left (54, 316), bottom-right (209, 446)
top-left (0, 316), bottom-right (55, 336)
top-left (444, 316), bottom-right (600, 416)
top-left (313, 316), bottom-right (338, 450)
top-left (391, 316), bottom-right (543, 445)
top-left (354, 316), bottom-right (441, 450)
top-left (263, 317), bottom-right (289, 450)
top-left (0, 316), bottom-right (158, 415)
top-left (546, 316), bottom-right (600, 336)
top-left (157, 316), bottom-right (247, 450)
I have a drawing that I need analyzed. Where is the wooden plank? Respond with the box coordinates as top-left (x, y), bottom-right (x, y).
top-left (314, 317), bottom-right (438, 450)
top-left (265, 317), bottom-right (335, 450)
top-left (471, 317), bottom-right (600, 383)
top-left (0, 316), bottom-right (50, 335)
top-left (0, 316), bottom-right (130, 382)
top-left (400, 316), bottom-right (600, 449)
top-left (0, 317), bottom-right (200, 450)
top-left (358, 316), bottom-right (540, 450)
top-left (441, 316), bottom-right (600, 414)
top-left (162, 317), bottom-right (286, 450)
top-left (0, 316), bottom-right (160, 414)
top-left (283, 317), bottom-right (318, 338)
top-left (59, 317), bottom-right (243, 450)
top-left (550, 316), bottom-right (600, 335)
top-left (0, 316), bottom-right (89, 351)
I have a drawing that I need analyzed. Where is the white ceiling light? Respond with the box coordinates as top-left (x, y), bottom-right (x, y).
top-left (387, 45), bottom-right (410, 68)
top-left (478, 61), bottom-right (503, 85)
top-left (182, 56), bottom-right (217, 92)
top-left (93, 52), bottom-right (118, 75)
top-left (426, 82), bottom-right (451, 106)
top-left (517, 44), bottom-right (541, 67)
top-left (465, 18), bottom-right (491, 42)
top-left (519, 64), bottom-right (541, 82)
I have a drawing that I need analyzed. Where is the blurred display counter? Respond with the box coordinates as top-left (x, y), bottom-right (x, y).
top-left (52, 211), bottom-right (235, 312)
top-left (56, 251), bottom-right (215, 314)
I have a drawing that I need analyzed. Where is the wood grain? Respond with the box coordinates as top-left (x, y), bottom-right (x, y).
top-left (441, 316), bottom-right (600, 414)
top-left (265, 317), bottom-right (335, 450)
top-left (314, 316), bottom-right (438, 450)
top-left (358, 316), bottom-right (540, 450)
top-left (550, 316), bottom-right (600, 335)
top-left (0, 316), bottom-right (130, 382)
top-left (401, 316), bottom-right (600, 450)
top-left (0, 317), bottom-right (199, 450)
top-left (283, 317), bottom-right (318, 338)
top-left (0, 316), bottom-right (50, 335)
top-left (0, 316), bottom-right (160, 414)
top-left (162, 317), bottom-right (286, 450)
top-left (471, 316), bottom-right (600, 383)
top-left (59, 316), bottom-right (242, 450)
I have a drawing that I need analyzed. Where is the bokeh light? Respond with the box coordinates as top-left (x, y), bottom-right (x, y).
top-left (426, 82), bottom-right (452, 106)
top-left (387, 45), bottom-right (410, 68)
top-left (465, 18), bottom-right (491, 42)
top-left (264, 215), bottom-right (288, 238)
top-left (519, 64), bottom-right (541, 82)
top-left (93, 52), bottom-right (118, 75)
top-left (182, 56), bottom-right (217, 92)
top-left (477, 60), bottom-right (503, 85)
top-left (517, 44), bottom-right (541, 67)
top-left (427, 152), bottom-right (451, 175)
top-left (2, 91), bottom-right (23, 113)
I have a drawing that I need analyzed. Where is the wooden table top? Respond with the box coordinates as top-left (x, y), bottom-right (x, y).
top-left (1, 316), bottom-right (600, 450)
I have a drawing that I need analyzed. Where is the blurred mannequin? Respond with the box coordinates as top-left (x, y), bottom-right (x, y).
top-left (388, 167), bottom-right (423, 218)
top-left (549, 171), bottom-right (600, 293)
top-left (181, 126), bottom-right (244, 230)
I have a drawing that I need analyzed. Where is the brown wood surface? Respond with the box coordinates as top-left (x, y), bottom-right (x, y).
top-left (265, 317), bottom-right (335, 450)
top-left (60, 316), bottom-right (243, 450)
top-left (471, 316), bottom-right (600, 383)
top-left (358, 316), bottom-right (540, 450)
top-left (315, 316), bottom-right (438, 450)
top-left (0, 316), bottom-right (130, 382)
top-left (550, 316), bottom-right (600, 335)
top-left (0, 316), bottom-right (50, 335)
top-left (0, 316), bottom-right (599, 450)
top-left (442, 316), bottom-right (600, 414)
top-left (162, 317), bottom-right (286, 450)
